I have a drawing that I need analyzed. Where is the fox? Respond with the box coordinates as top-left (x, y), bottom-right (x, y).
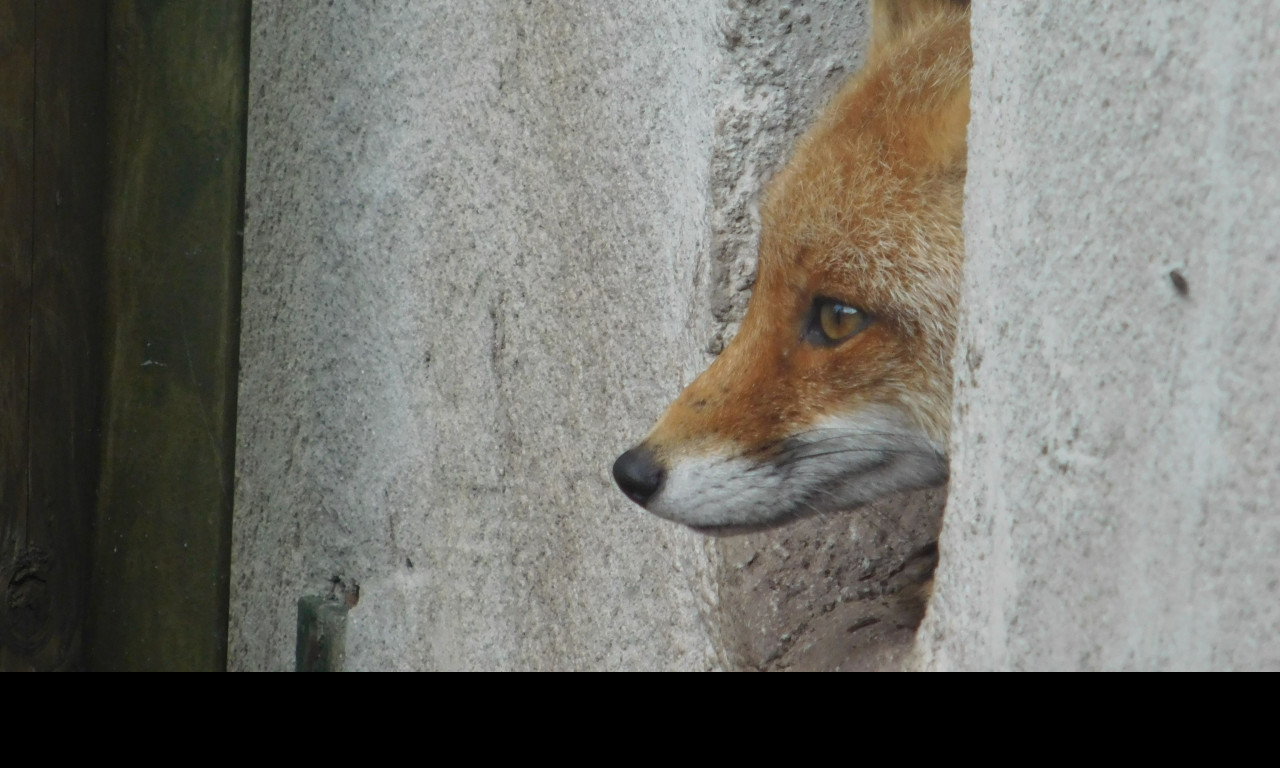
top-left (613, 0), bottom-right (971, 534)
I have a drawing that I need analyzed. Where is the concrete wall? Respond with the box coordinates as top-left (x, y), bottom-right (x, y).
top-left (234, 1), bottom-right (1280, 671)
top-left (918, 2), bottom-right (1280, 671)
top-left (232, 0), bottom-right (901, 671)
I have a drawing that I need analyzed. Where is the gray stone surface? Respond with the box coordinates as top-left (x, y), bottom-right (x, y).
top-left (232, 0), bottom-right (891, 671)
top-left (236, 0), bottom-right (1280, 673)
top-left (232, 1), bottom-right (723, 671)
top-left (918, 2), bottom-right (1280, 670)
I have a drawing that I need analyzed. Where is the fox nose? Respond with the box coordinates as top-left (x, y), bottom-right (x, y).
top-left (612, 446), bottom-right (665, 507)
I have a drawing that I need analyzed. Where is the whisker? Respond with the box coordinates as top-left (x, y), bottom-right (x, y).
top-left (773, 445), bottom-right (941, 470)
top-left (740, 427), bottom-right (930, 458)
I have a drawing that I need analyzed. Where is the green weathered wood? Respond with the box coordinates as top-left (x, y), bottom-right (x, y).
top-left (88, 0), bottom-right (249, 671)
top-left (0, 0), bottom-right (107, 672)
top-left (296, 597), bottom-right (350, 672)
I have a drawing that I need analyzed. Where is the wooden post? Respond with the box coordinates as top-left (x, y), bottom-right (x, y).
top-left (0, 0), bottom-right (107, 672)
top-left (88, 0), bottom-right (250, 671)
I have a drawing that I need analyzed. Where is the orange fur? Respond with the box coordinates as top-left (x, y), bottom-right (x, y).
top-left (614, 1), bottom-right (971, 533)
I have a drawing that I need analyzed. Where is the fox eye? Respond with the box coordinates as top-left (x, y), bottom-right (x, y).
top-left (806, 297), bottom-right (870, 346)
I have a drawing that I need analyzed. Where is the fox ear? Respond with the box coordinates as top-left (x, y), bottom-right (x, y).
top-left (864, 0), bottom-right (971, 171)
top-left (870, 0), bottom-right (968, 61)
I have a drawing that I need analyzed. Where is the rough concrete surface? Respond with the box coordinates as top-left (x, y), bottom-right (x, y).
top-left (917, 2), bottom-right (1280, 670)
top-left (233, 0), bottom-right (721, 671)
top-left (232, 1), bottom-right (922, 670)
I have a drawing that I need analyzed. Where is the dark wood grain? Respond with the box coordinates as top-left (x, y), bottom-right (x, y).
top-left (25, 0), bottom-right (108, 670)
top-left (1, 0), bottom-right (248, 671)
top-left (0, 0), bottom-right (36, 670)
top-left (0, 0), bottom-right (107, 671)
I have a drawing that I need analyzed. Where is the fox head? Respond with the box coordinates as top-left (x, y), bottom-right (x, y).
top-left (613, 1), bottom-right (971, 533)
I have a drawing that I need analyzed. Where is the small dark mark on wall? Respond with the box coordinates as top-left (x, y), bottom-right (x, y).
top-left (328, 574), bottom-right (360, 608)
top-left (847, 616), bottom-right (881, 633)
top-left (1169, 269), bottom-right (1189, 297)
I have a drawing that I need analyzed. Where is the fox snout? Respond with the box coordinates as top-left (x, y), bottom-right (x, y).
top-left (612, 398), bottom-right (949, 534)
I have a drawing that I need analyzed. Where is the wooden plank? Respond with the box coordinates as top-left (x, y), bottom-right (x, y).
top-left (0, 3), bottom-right (34, 539)
top-left (0, 0), bottom-right (36, 671)
top-left (88, 0), bottom-right (249, 671)
top-left (0, 0), bottom-right (40, 672)
top-left (22, 0), bottom-right (108, 671)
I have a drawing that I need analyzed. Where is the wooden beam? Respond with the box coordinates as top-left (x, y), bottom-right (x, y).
top-left (0, 0), bottom-right (107, 672)
top-left (0, 0), bottom-right (37, 670)
top-left (88, 0), bottom-right (249, 671)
